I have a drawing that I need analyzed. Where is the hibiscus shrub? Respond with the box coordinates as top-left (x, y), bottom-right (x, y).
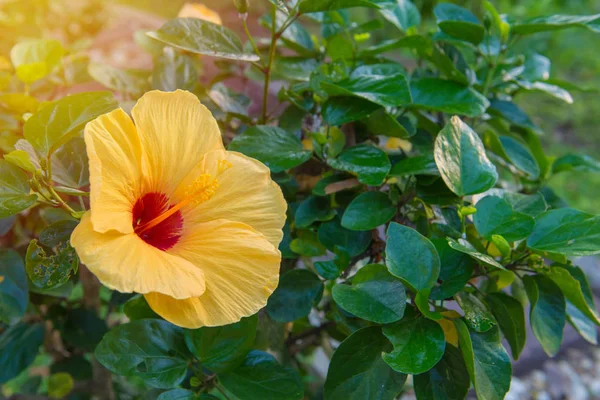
top-left (2, 0), bottom-right (600, 399)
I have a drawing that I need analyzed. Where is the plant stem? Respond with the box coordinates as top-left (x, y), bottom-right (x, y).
top-left (261, 8), bottom-right (300, 123)
top-left (43, 156), bottom-right (78, 215)
top-left (242, 16), bottom-right (261, 58)
top-left (215, 383), bottom-right (232, 400)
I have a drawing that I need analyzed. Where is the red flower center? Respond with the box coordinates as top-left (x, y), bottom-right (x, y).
top-left (132, 192), bottom-right (183, 251)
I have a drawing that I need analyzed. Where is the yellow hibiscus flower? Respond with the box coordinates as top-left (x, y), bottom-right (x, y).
top-left (71, 90), bottom-right (286, 328)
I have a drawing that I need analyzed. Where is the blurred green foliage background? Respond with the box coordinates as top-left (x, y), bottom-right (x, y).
top-left (120, 0), bottom-right (600, 212)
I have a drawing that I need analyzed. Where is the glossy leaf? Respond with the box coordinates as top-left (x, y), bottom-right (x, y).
top-left (377, 0), bottom-right (421, 32)
top-left (474, 196), bottom-right (534, 242)
top-left (324, 326), bottom-right (406, 400)
top-left (430, 239), bottom-right (474, 300)
top-left (0, 160), bottom-right (36, 218)
top-left (434, 116), bottom-right (498, 196)
top-left (382, 311), bottom-right (446, 374)
top-left (486, 292), bottom-right (526, 360)
top-left (184, 314), bottom-right (257, 373)
top-left (10, 39), bottom-right (64, 83)
top-left (411, 79), bottom-right (488, 117)
top-left (321, 64), bottom-right (411, 107)
top-left (523, 275), bottom-right (566, 357)
top-left (88, 63), bottom-right (150, 96)
top-left (95, 319), bottom-right (192, 388)
top-left (147, 18), bottom-right (259, 62)
top-left (0, 249), bottom-right (28, 325)
top-left (386, 223), bottom-right (440, 291)
top-left (322, 97), bottom-right (380, 125)
top-left (152, 51), bottom-right (198, 91)
top-left (229, 126), bottom-right (311, 173)
top-left (295, 196), bottom-right (336, 228)
top-left (0, 322), bottom-right (45, 384)
top-left (266, 269), bottom-right (323, 322)
top-left (327, 144), bottom-right (391, 185)
top-left (454, 320), bottom-right (511, 400)
top-left (455, 292), bottom-right (496, 333)
top-left (389, 155), bottom-right (439, 177)
top-left (434, 3), bottom-right (484, 44)
top-left (333, 264), bottom-right (406, 324)
top-left (527, 208), bottom-right (600, 255)
top-left (413, 344), bottom-right (470, 400)
top-left (26, 240), bottom-right (78, 290)
top-left (341, 191), bottom-right (396, 231)
top-left (298, 0), bottom-right (381, 14)
top-left (318, 217), bottom-right (372, 256)
top-left (218, 350), bottom-right (303, 400)
top-left (447, 238), bottom-right (505, 270)
top-left (24, 91), bottom-right (118, 156)
top-left (511, 14), bottom-right (600, 35)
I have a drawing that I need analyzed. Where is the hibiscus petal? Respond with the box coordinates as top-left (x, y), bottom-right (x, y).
top-left (71, 212), bottom-right (205, 299)
top-left (85, 108), bottom-right (144, 234)
top-left (144, 219), bottom-right (280, 328)
top-left (131, 90), bottom-right (224, 196)
top-left (173, 150), bottom-right (287, 248)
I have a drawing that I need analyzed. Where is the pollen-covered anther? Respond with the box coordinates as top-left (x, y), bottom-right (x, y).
top-left (186, 173), bottom-right (219, 206)
top-left (217, 159), bottom-right (232, 174)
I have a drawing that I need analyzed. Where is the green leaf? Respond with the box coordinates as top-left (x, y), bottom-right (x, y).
top-left (498, 136), bottom-right (540, 180)
top-left (295, 196), bottom-right (336, 228)
top-left (10, 39), bottom-right (65, 83)
top-left (324, 326), bottom-right (407, 400)
top-left (38, 220), bottom-right (78, 248)
top-left (88, 63), bottom-right (150, 96)
top-left (527, 208), bottom-right (600, 256)
top-left (266, 269), bottom-right (323, 322)
top-left (365, 109), bottom-right (414, 139)
top-left (23, 91), bottom-right (118, 156)
top-left (503, 191), bottom-right (548, 217)
top-left (386, 222), bottom-right (440, 291)
top-left (567, 303), bottom-right (598, 345)
top-left (341, 191), bottom-right (396, 231)
top-left (16, 138), bottom-right (90, 188)
top-left (382, 310), bottom-right (446, 374)
top-left (430, 239), bottom-right (472, 297)
top-left (454, 320), bottom-right (511, 400)
top-left (298, 0), bottom-right (381, 13)
top-left (318, 217), bottom-right (372, 256)
top-left (455, 292), bottom-right (496, 332)
top-left (147, 18), bottom-right (259, 62)
top-left (489, 100), bottom-right (537, 132)
top-left (314, 249), bottom-right (350, 280)
top-left (376, 0), bottom-right (421, 32)
top-left (413, 344), bottom-right (470, 400)
top-left (328, 144), bottom-right (391, 185)
top-left (434, 116), bottom-right (498, 196)
top-left (290, 230), bottom-right (326, 257)
top-left (474, 196), bottom-right (534, 242)
top-left (322, 97), bottom-right (380, 125)
top-left (218, 350), bottom-right (303, 400)
top-left (0, 249), bottom-right (28, 325)
top-left (434, 3), bottom-right (484, 44)
top-left (321, 64), bottom-right (411, 107)
top-left (152, 51), bottom-right (198, 91)
top-left (209, 83), bottom-right (251, 121)
top-left (0, 322), bottom-right (45, 384)
top-left (486, 293), bottom-right (526, 360)
top-left (25, 239), bottom-right (78, 290)
top-left (333, 264), bottom-right (406, 324)
top-left (415, 289), bottom-right (443, 320)
top-left (262, 12), bottom-right (314, 54)
top-left (229, 126), bottom-right (311, 173)
top-left (48, 372), bottom-right (74, 399)
top-left (511, 14), bottom-right (600, 35)
top-left (0, 160), bottom-right (36, 218)
top-left (523, 275), bottom-right (566, 357)
top-left (123, 295), bottom-right (160, 320)
top-left (446, 238), bottom-right (505, 270)
top-left (4, 150), bottom-right (36, 173)
top-left (95, 319), bottom-right (192, 388)
top-left (552, 153), bottom-right (600, 174)
top-left (185, 314), bottom-right (257, 373)
top-left (411, 79), bottom-right (489, 117)
top-left (543, 265), bottom-right (600, 325)
top-left (389, 155), bottom-right (439, 177)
